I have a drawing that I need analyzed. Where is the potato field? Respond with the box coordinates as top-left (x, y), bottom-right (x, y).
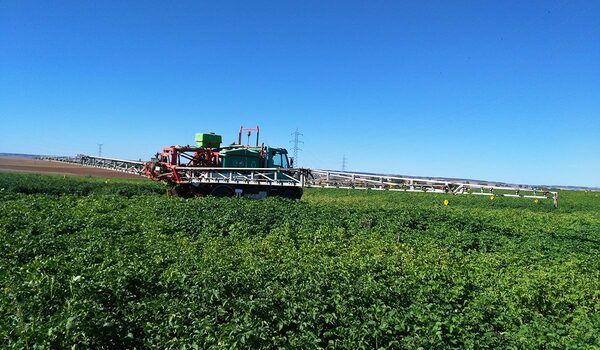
top-left (1, 173), bottom-right (599, 349)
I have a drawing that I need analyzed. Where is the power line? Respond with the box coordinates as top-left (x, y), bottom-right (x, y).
top-left (97, 143), bottom-right (103, 157)
top-left (289, 128), bottom-right (303, 167)
top-left (342, 155), bottom-right (347, 171)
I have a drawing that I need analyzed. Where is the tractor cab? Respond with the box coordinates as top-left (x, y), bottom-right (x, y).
top-left (267, 147), bottom-right (291, 168)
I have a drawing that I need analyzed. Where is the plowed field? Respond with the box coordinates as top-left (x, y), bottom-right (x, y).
top-left (0, 157), bottom-right (143, 179)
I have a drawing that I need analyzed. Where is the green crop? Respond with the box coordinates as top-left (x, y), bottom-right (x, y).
top-left (1, 173), bottom-right (599, 349)
top-left (0, 172), bottom-right (164, 197)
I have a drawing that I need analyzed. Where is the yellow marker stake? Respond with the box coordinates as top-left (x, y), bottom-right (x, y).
top-left (443, 199), bottom-right (449, 206)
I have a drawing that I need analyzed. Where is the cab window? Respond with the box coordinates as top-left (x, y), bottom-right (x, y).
top-left (281, 154), bottom-right (289, 168)
top-left (272, 151), bottom-right (282, 167)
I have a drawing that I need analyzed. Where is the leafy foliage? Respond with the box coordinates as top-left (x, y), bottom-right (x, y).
top-left (1, 173), bottom-right (599, 349)
top-left (0, 172), bottom-right (164, 197)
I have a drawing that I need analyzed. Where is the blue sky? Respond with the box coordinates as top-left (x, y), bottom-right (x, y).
top-left (1, 1), bottom-right (598, 187)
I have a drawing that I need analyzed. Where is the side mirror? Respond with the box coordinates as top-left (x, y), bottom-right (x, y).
top-left (290, 157), bottom-right (294, 168)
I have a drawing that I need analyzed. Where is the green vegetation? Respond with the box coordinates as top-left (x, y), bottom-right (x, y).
top-left (0, 172), bottom-right (165, 197)
top-left (1, 173), bottom-right (599, 349)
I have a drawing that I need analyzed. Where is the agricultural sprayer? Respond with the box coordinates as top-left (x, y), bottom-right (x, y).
top-left (41, 126), bottom-right (559, 205)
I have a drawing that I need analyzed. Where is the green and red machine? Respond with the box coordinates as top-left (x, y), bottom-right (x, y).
top-left (144, 126), bottom-right (304, 198)
top-left (46, 125), bottom-right (558, 204)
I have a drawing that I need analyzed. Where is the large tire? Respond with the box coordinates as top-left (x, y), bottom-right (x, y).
top-left (281, 187), bottom-right (302, 200)
top-left (171, 185), bottom-right (193, 198)
top-left (210, 185), bottom-right (234, 198)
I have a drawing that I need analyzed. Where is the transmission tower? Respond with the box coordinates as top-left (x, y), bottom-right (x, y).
top-left (342, 155), bottom-right (347, 171)
top-left (289, 128), bottom-right (303, 167)
top-left (97, 143), bottom-right (103, 157)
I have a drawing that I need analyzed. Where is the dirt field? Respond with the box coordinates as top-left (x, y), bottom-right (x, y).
top-left (0, 157), bottom-right (145, 179)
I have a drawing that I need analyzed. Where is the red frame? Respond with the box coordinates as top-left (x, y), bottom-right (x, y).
top-left (145, 126), bottom-right (271, 186)
top-left (238, 125), bottom-right (260, 146)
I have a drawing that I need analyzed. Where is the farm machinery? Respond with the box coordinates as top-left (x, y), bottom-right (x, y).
top-left (41, 126), bottom-right (559, 205)
top-left (143, 126), bottom-right (305, 198)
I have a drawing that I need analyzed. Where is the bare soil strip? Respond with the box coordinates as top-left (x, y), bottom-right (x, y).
top-left (0, 157), bottom-right (145, 179)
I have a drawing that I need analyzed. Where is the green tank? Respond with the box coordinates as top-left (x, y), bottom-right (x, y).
top-left (195, 133), bottom-right (222, 148)
top-left (217, 146), bottom-right (290, 169)
top-left (219, 147), bottom-right (262, 168)
top-left (194, 131), bottom-right (291, 169)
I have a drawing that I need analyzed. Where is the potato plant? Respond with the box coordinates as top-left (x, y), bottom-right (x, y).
top-left (1, 173), bottom-right (599, 349)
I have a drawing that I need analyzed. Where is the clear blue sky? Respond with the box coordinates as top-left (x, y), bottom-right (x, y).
top-left (1, 1), bottom-right (598, 187)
